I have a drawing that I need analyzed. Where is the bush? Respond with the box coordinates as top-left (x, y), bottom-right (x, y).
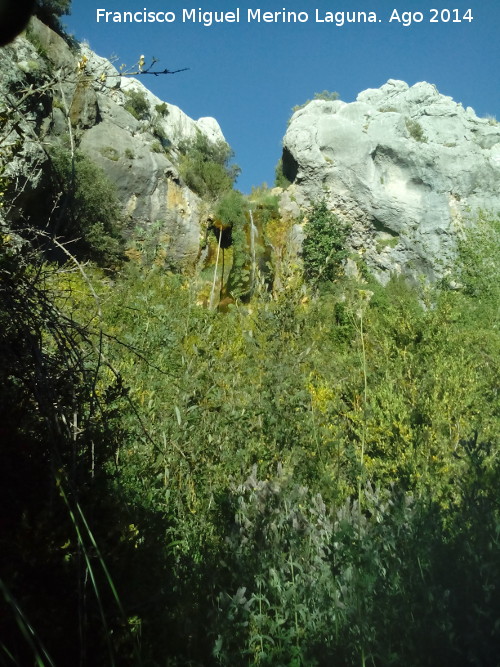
top-left (0, 240), bottom-right (133, 665)
top-left (99, 145), bottom-right (120, 161)
top-left (2, 237), bottom-right (492, 664)
top-left (405, 118), bottom-right (426, 142)
top-left (292, 90), bottom-right (340, 114)
top-left (155, 102), bottom-right (169, 116)
top-left (36, 0), bottom-right (71, 15)
top-left (123, 88), bottom-right (149, 120)
top-left (455, 212), bottom-right (499, 302)
top-left (302, 200), bottom-right (350, 285)
top-left (178, 132), bottom-right (240, 200)
top-left (216, 189), bottom-right (246, 228)
top-left (49, 147), bottom-right (123, 264)
top-left (214, 468), bottom-right (339, 665)
top-left (150, 140), bottom-right (163, 153)
top-left (151, 120), bottom-right (169, 147)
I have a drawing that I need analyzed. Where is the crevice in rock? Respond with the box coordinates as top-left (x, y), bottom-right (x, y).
top-left (281, 146), bottom-right (299, 183)
top-left (372, 217), bottom-right (399, 237)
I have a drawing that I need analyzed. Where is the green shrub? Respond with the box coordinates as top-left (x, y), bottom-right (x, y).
top-left (455, 212), bottom-right (499, 302)
top-left (249, 187), bottom-right (280, 223)
top-left (375, 236), bottom-right (399, 252)
top-left (36, 0), bottom-right (71, 17)
top-left (214, 468), bottom-right (339, 665)
top-left (155, 102), bottom-right (169, 116)
top-left (216, 189), bottom-right (246, 228)
top-left (0, 238), bottom-right (133, 665)
top-left (217, 191), bottom-right (250, 297)
top-left (302, 200), bottom-right (350, 285)
top-left (123, 88), bottom-right (149, 120)
top-left (314, 90), bottom-right (340, 102)
top-left (25, 25), bottom-right (50, 61)
top-left (178, 132), bottom-right (240, 200)
top-left (49, 147), bottom-right (123, 264)
top-left (215, 465), bottom-right (496, 666)
top-left (150, 140), bottom-right (163, 153)
top-left (2, 150), bottom-right (498, 666)
top-left (405, 118), bottom-right (426, 142)
top-left (292, 90), bottom-right (340, 114)
top-left (99, 145), bottom-right (120, 161)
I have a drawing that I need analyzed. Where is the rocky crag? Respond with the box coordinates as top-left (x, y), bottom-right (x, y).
top-left (2, 19), bottom-right (499, 283)
top-left (0, 17), bottom-right (224, 268)
top-left (281, 79), bottom-right (500, 283)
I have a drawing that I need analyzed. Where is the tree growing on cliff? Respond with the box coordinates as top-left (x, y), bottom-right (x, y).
top-left (302, 200), bottom-right (350, 286)
top-left (178, 133), bottom-right (240, 200)
top-left (49, 147), bottom-right (123, 264)
top-left (35, 0), bottom-right (71, 32)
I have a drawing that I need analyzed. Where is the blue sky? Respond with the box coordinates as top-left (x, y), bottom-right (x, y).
top-left (64, 1), bottom-right (500, 193)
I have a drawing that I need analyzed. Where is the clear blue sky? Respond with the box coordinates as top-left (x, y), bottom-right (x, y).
top-left (64, 1), bottom-right (500, 193)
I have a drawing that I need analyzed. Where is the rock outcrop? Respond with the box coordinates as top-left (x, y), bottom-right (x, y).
top-left (3, 25), bottom-right (498, 285)
top-left (0, 17), bottom-right (225, 268)
top-left (282, 79), bottom-right (500, 282)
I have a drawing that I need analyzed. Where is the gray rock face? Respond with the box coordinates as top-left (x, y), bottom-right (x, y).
top-left (282, 79), bottom-right (500, 282)
top-left (0, 18), bottom-right (226, 269)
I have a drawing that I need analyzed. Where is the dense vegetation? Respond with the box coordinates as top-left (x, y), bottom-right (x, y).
top-left (1, 197), bottom-right (498, 664)
top-left (301, 200), bottom-right (351, 285)
top-left (1, 58), bottom-right (499, 665)
top-left (178, 132), bottom-right (240, 201)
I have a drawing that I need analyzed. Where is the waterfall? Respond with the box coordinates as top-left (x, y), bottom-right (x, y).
top-left (249, 208), bottom-right (258, 289)
top-left (209, 227), bottom-right (222, 309)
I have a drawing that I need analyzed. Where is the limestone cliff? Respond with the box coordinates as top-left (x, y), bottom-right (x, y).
top-left (0, 17), bottom-right (224, 268)
top-left (281, 79), bottom-right (500, 282)
top-left (3, 24), bottom-right (499, 285)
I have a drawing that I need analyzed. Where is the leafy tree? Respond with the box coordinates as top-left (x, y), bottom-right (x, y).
top-left (216, 188), bottom-right (246, 228)
top-left (36, 0), bottom-right (70, 14)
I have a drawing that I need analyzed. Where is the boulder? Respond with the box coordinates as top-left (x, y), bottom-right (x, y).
top-left (282, 79), bottom-right (500, 282)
